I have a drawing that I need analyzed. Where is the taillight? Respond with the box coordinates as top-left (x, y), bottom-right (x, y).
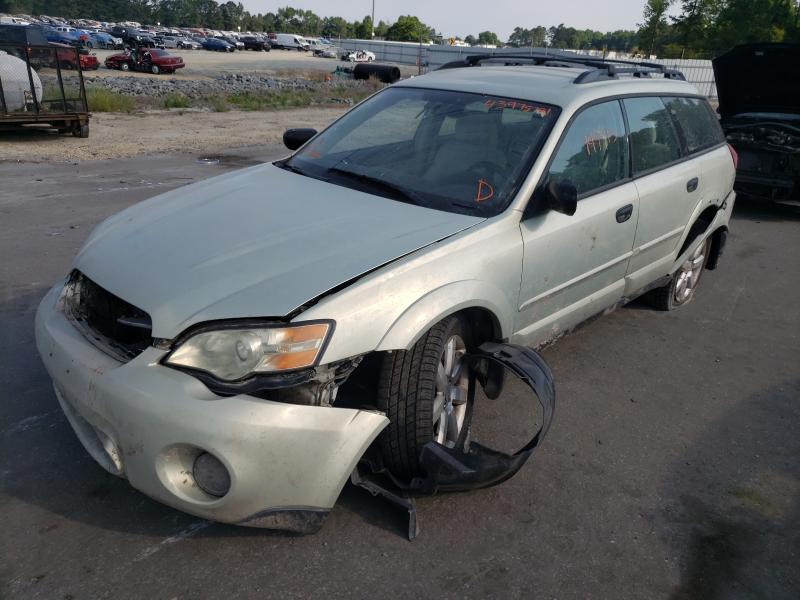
top-left (728, 144), bottom-right (739, 169)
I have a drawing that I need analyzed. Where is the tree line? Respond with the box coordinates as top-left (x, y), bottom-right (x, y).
top-left (640, 0), bottom-right (800, 58)
top-left (1, 0), bottom-right (798, 56)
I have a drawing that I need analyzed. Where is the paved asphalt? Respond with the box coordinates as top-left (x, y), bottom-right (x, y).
top-left (1, 146), bottom-right (798, 599)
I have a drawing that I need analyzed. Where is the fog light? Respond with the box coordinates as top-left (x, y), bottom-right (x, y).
top-left (193, 452), bottom-right (231, 497)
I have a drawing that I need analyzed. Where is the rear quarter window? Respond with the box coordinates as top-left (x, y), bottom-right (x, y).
top-left (664, 96), bottom-right (726, 154)
top-left (624, 97), bottom-right (683, 175)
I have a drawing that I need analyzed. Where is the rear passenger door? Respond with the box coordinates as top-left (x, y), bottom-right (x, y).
top-left (516, 100), bottom-right (638, 345)
top-left (624, 96), bottom-right (699, 288)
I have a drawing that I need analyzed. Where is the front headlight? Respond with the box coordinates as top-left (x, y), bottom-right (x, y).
top-left (164, 322), bottom-right (332, 381)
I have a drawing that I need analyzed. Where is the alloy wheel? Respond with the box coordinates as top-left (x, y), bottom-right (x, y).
top-left (432, 334), bottom-right (469, 448)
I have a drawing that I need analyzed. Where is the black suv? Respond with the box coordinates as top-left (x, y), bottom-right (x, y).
top-left (240, 36), bottom-right (269, 51)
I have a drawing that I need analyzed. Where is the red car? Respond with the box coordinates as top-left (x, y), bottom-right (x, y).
top-left (45, 43), bottom-right (100, 70)
top-left (105, 48), bottom-right (185, 74)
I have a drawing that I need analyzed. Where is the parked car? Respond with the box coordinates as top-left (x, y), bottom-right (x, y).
top-left (315, 45), bottom-right (339, 59)
top-left (713, 43), bottom-right (800, 205)
top-left (52, 25), bottom-right (88, 44)
top-left (217, 35), bottom-right (243, 50)
top-left (240, 35), bottom-right (269, 51)
top-left (52, 43), bottom-right (99, 70)
top-left (86, 31), bottom-right (119, 49)
top-left (115, 30), bottom-right (157, 48)
top-left (42, 25), bottom-right (79, 46)
top-left (201, 37), bottom-right (233, 52)
top-left (104, 48), bottom-right (185, 74)
top-left (345, 49), bottom-right (376, 62)
top-left (35, 54), bottom-right (736, 533)
top-left (153, 35), bottom-right (178, 48)
top-left (175, 36), bottom-right (200, 49)
top-left (271, 32), bottom-right (308, 51)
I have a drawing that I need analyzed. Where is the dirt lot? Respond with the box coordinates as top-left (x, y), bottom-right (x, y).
top-left (0, 145), bottom-right (798, 599)
top-left (0, 107), bottom-right (346, 162)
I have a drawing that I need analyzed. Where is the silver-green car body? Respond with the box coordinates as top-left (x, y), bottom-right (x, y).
top-left (35, 65), bottom-right (736, 528)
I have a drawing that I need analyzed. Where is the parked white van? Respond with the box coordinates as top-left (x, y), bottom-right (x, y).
top-left (272, 33), bottom-right (308, 51)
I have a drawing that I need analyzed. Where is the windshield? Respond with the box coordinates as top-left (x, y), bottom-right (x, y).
top-left (283, 87), bottom-right (558, 216)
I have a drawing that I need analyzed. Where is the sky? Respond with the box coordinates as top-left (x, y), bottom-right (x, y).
top-left (239, 0), bottom-right (682, 40)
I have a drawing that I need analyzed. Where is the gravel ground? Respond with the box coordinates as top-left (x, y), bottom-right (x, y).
top-left (0, 107), bottom-right (346, 162)
top-left (79, 72), bottom-right (371, 98)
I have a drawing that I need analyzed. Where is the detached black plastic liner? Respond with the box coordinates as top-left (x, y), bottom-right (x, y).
top-left (353, 342), bottom-right (555, 538)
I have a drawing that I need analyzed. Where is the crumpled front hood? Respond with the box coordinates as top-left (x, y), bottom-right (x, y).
top-left (75, 164), bottom-right (483, 339)
top-left (713, 43), bottom-right (800, 120)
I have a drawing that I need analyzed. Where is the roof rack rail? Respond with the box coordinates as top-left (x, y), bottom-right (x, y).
top-left (437, 52), bottom-right (686, 83)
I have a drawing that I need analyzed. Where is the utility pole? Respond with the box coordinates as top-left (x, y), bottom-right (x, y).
top-left (371, 0), bottom-right (375, 38)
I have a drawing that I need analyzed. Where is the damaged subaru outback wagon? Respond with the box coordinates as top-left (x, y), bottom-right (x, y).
top-left (36, 54), bottom-right (736, 532)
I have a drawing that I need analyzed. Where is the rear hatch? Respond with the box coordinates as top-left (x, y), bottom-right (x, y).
top-left (713, 43), bottom-right (800, 120)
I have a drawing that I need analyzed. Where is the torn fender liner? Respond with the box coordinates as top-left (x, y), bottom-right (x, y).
top-left (411, 342), bottom-right (555, 495)
top-left (353, 342), bottom-right (555, 538)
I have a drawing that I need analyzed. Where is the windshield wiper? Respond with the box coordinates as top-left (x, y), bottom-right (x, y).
top-left (327, 167), bottom-right (425, 207)
top-left (274, 160), bottom-right (309, 176)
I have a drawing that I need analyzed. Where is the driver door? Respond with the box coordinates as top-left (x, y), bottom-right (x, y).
top-left (515, 100), bottom-right (638, 345)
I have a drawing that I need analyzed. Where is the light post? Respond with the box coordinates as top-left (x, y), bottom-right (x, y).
top-left (371, 0), bottom-right (375, 38)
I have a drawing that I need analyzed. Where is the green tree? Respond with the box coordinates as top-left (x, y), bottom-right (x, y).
top-left (476, 30), bottom-right (501, 46)
top-left (638, 0), bottom-right (673, 55)
top-left (385, 15), bottom-right (430, 42)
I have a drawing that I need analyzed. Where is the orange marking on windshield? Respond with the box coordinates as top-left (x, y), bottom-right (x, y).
top-left (475, 179), bottom-right (494, 202)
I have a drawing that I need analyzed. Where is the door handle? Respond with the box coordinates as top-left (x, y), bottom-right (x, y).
top-left (686, 177), bottom-right (699, 193)
top-left (615, 204), bottom-right (633, 223)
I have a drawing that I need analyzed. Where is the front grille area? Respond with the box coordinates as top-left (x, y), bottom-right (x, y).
top-left (64, 270), bottom-right (153, 361)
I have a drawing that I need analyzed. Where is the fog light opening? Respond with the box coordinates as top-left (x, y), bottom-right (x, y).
top-left (192, 452), bottom-right (231, 498)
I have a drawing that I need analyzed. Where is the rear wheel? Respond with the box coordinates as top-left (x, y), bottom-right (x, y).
top-left (119, 62), bottom-right (130, 71)
top-left (377, 316), bottom-right (471, 478)
top-left (649, 237), bottom-right (711, 310)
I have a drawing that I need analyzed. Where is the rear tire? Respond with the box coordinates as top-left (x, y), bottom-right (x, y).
top-left (119, 62), bottom-right (130, 71)
top-left (377, 316), bottom-right (471, 478)
top-left (648, 237), bottom-right (711, 310)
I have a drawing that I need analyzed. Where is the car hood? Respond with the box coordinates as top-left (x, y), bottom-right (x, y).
top-left (74, 163), bottom-right (483, 339)
top-left (713, 43), bottom-right (800, 120)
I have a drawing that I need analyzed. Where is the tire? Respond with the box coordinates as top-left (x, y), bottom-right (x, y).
top-left (377, 315), bottom-right (472, 478)
top-left (150, 64), bottom-right (160, 74)
top-left (119, 62), bottom-right (130, 71)
top-left (72, 123), bottom-right (89, 138)
top-left (648, 236), bottom-right (711, 310)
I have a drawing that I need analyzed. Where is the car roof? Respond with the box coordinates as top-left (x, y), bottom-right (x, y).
top-left (396, 65), bottom-right (700, 113)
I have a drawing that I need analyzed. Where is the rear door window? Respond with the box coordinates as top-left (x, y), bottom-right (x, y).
top-left (547, 100), bottom-right (629, 196)
top-left (624, 97), bottom-right (683, 175)
top-left (664, 96), bottom-right (725, 154)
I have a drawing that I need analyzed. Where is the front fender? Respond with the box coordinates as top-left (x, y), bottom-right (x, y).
top-left (376, 280), bottom-right (514, 352)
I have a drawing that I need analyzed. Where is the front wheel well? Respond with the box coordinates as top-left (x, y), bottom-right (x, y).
top-left (335, 307), bottom-right (503, 410)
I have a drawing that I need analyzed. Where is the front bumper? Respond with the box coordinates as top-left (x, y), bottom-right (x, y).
top-left (34, 283), bottom-right (388, 531)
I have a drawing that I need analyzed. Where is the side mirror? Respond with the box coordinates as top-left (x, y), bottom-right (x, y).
top-left (283, 128), bottom-right (317, 151)
top-left (545, 179), bottom-right (578, 216)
